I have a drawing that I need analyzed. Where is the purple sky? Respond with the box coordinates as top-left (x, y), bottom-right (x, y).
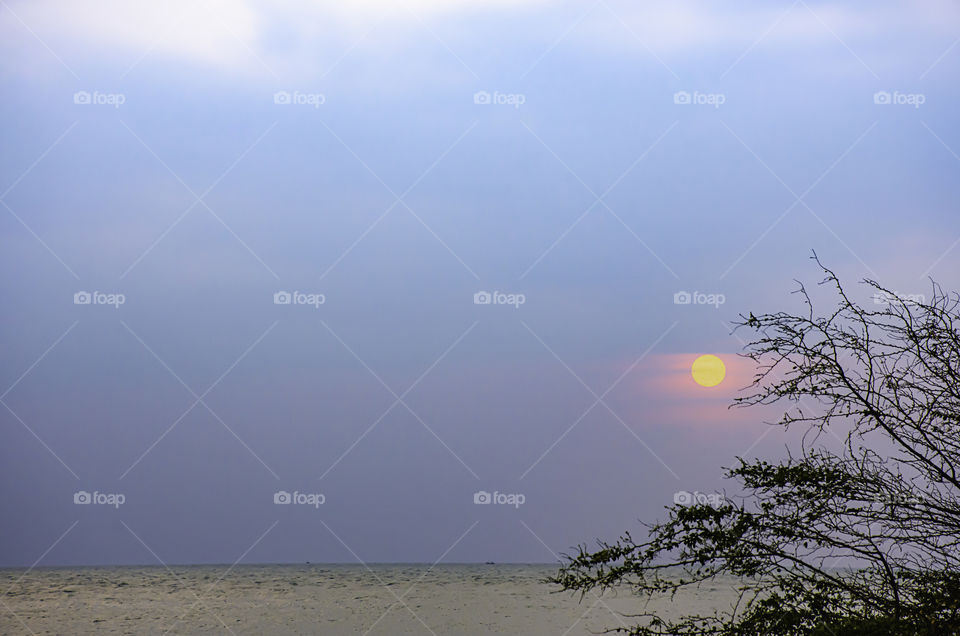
top-left (1, 0), bottom-right (959, 566)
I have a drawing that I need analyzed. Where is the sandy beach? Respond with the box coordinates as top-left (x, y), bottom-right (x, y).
top-left (2, 564), bottom-right (743, 635)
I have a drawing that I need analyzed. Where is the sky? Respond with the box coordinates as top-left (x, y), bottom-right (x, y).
top-left (1, 0), bottom-right (958, 567)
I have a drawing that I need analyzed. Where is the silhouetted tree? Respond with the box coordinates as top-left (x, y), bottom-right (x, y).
top-left (552, 255), bottom-right (960, 635)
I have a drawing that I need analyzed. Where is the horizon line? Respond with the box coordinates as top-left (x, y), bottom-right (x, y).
top-left (0, 560), bottom-right (563, 570)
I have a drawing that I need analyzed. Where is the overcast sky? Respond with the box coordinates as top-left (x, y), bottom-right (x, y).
top-left (1, 0), bottom-right (959, 567)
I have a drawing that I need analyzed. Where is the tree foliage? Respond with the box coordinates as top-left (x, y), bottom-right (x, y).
top-left (552, 256), bottom-right (960, 635)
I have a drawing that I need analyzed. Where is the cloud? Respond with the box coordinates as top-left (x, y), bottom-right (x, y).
top-left (0, 0), bottom-right (545, 76)
top-left (576, 0), bottom-right (960, 57)
top-left (2, 0), bottom-right (956, 79)
top-left (1, 0), bottom-right (259, 70)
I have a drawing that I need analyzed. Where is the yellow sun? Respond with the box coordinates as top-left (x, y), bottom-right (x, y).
top-left (691, 354), bottom-right (726, 387)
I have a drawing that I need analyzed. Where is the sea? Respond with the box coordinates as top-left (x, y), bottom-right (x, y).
top-left (1, 563), bottom-right (742, 634)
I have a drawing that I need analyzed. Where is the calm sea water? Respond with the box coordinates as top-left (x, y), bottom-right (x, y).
top-left (1, 564), bottom-right (741, 635)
